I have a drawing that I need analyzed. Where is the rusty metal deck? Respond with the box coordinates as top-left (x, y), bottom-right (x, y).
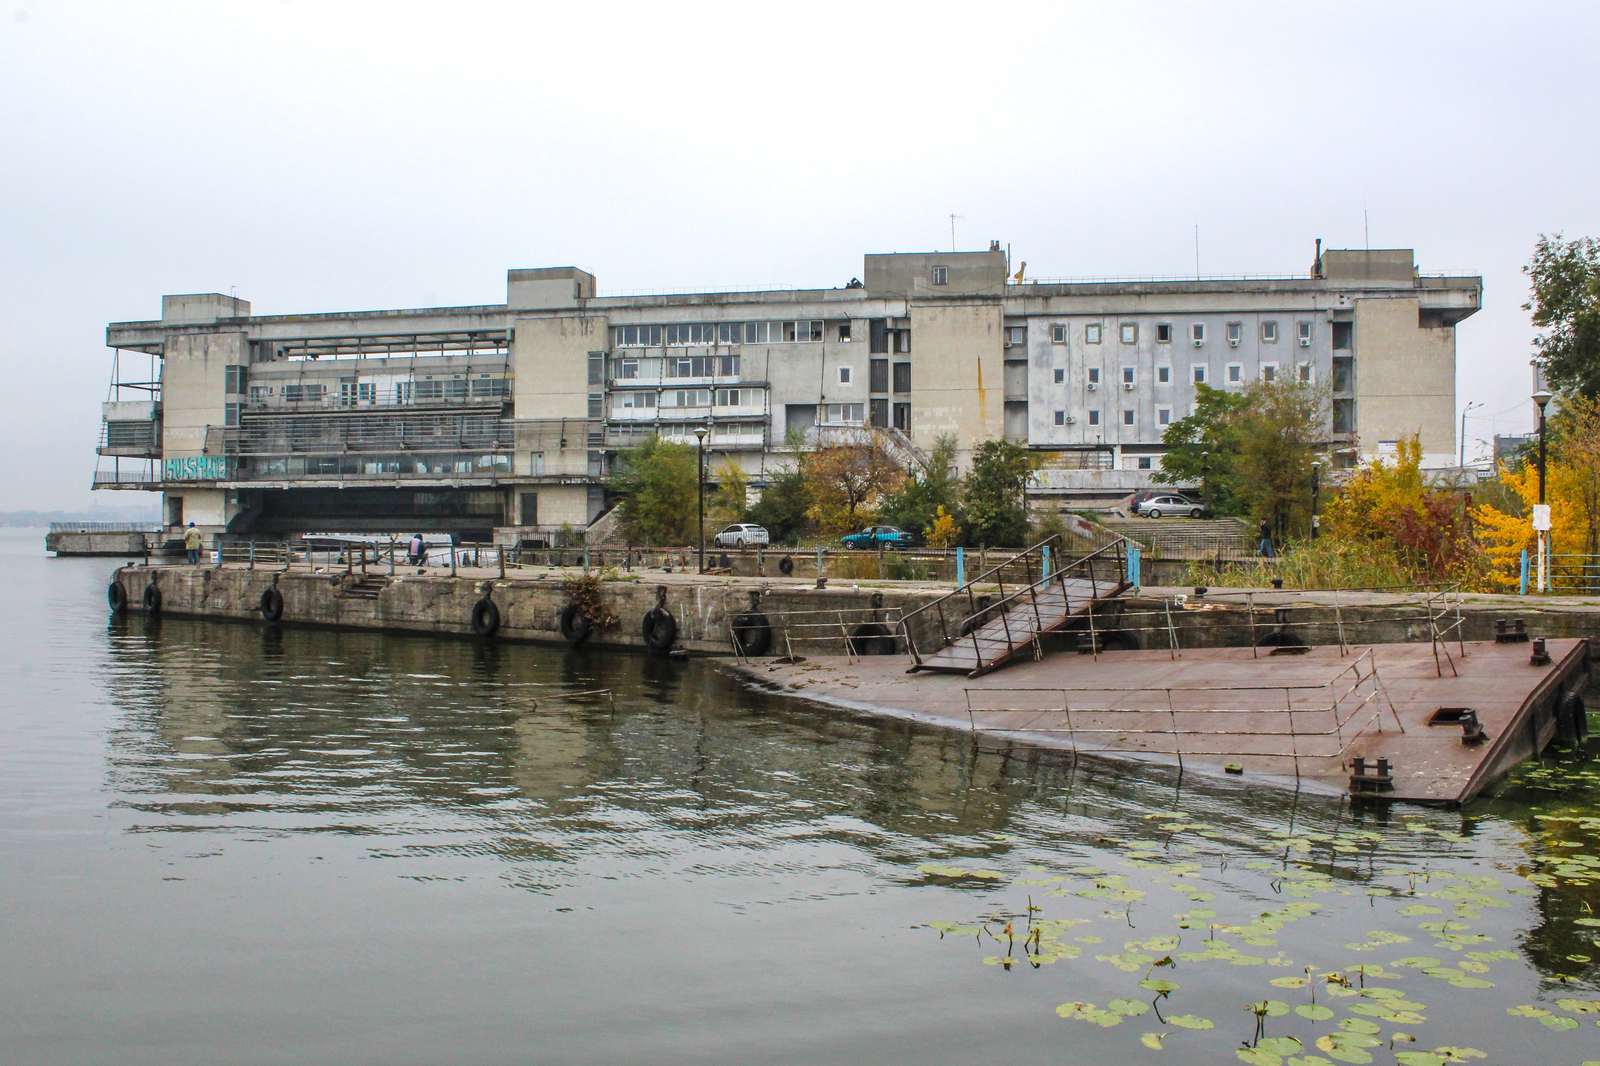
top-left (741, 638), bottom-right (1594, 804)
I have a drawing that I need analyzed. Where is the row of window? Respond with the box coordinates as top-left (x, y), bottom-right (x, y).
top-left (615, 388), bottom-right (751, 410)
top-left (1027, 320), bottom-right (1318, 347)
top-left (615, 355), bottom-right (741, 379)
top-left (1051, 362), bottom-right (1315, 387)
top-left (1052, 408), bottom-right (1174, 429)
top-left (255, 377), bottom-right (509, 404)
top-left (614, 320), bottom-right (851, 348)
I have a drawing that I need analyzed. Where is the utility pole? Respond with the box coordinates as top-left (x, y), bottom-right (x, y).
top-left (1460, 401), bottom-right (1482, 468)
top-left (1533, 388), bottom-right (1552, 592)
top-left (948, 213), bottom-right (962, 252)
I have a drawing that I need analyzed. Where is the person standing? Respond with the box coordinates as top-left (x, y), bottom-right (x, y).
top-left (408, 532), bottom-right (425, 566)
top-left (183, 522), bottom-right (203, 565)
top-left (1257, 518), bottom-right (1275, 559)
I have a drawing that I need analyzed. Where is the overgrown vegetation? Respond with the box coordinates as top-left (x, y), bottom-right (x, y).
top-left (612, 438), bottom-right (697, 546)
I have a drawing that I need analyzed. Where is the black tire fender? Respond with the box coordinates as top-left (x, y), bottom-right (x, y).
top-left (1559, 689), bottom-right (1587, 742)
top-left (642, 605), bottom-right (678, 652)
top-left (731, 611), bottom-right (774, 657)
top-left (107, 579), bottom-right (128, 614)
top-left (778, 555), bottom-right (795, 576)
top-left (558, 603), bottom-right (592, 644)
top-left (143, 583), bottom-right (162, 614)
top-left (259, 587), bottom-right (285, 622)
top-left (471, 597), bottom-right (500, 637)
top-left (849, 620), bottom-right (895, 656)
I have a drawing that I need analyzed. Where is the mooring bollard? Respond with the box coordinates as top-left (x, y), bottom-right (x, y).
top-left (1041, 544), bottom-right (1052, 580)
top-left (955, 546), bottom-right (965, 587)
top-left (1128, 545), bottom-right (1142, 590)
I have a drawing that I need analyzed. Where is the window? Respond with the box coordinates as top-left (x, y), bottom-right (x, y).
top-left (717, 322), bottom-right (740, 344)
top-left (1137, 456), bottom-right (1153, 470)
top-left (619, 392), bottom-right (656, 409)
top-left (1053, 367), bottom-right (1065, 384)
top-left (892, 363), bottom-right (911, 393)
top-left (664, 388), bottom-right (711, 408)
top-left (1298, 320), bottom-right (1313, 346)
top-left (1156, 323), bottom-right (1173, 344)
top-left (249, 384), bottom-right (271, 403)
top-left (1227, 363), bottom-right (1243, 384)
top-left (870, 398), bottom-right (888, 427)
top-left (588, 353), bottom-right (604, 386)
top-left (1085, 323), bottom-right (1103, 344)
top-left (838, 366), bottom-right (852, 385)
top-left (1157, 365), bottom-right (1171, 385)
top-left (715, 388), bottom-right (742, 406)
top-left (1332, 321), bottom-right (1353, 350)
top-left (1261, 363), bottom-right (1277, 383)
top-left (893, 402), bottom-right (910, 432)
top-left (931, 266), bottom-right (948, 286)
top-left (1192, 365), bottom-right (1207, 385)
top-left (1157, 406), bottom-right (1172, 426)
top-left (1261, 320), bottom-right (1279, 343)
top-left (825, 402), bottom-right (864, 423)
top-left (1087, 409), bottom-right (1101, 426)
top-left (619, 359), bottom-right (639, 379)
top-left (412, 380), bottom-right (443, 400)
top-left (1122, 366), bottom-right (1136, 386)
top-left (1191, 323), bottom-right (1206, 344)
top-left (1120, 323), bottom-right (1138, 345)
top-left (224, 402), bottom-right (240, 427)
top-left (1054, 410), bottom-right (1066, 426)
top-left (1087, 367), bottom-right (1101, 385)
top-left (744, 321), bottom-right (776, 344)
top-left (870, 359), bottom-right (888, 392)
top-left (471, 376), bottom-right (507, 398)
top-left (224, 365), bottom-right (247, 394)
top-left (784, 320), bottom-right (824, 342)
top-left (1297, 363), bottom-right (1313, 384)
top-left (1051, 323), bottom-right (1068, 344)
top-left (837, 322), bottom-right (852, 342)
top-left (1122, 408), bottom-right (1135, 427)
top-left (587, 394), bottom-right (603, 418)
top-left (1226, 321), bottom-right (1242, 346)
top-left (1006, 325), bottom-right (1025, 347)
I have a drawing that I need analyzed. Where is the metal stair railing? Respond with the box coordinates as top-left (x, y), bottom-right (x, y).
top-left (899, 536), bottom-right (1129, 672)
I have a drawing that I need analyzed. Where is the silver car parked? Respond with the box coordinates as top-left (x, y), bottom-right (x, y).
top-left (712, 523), bottom-right (770, 548)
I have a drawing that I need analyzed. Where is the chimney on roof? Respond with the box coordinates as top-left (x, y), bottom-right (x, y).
top-left (1312, 238), bottom-right (1325, 279)
top-left (989, 240), bottom-right (1001, 252)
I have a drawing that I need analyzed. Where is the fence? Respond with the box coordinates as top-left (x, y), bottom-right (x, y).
top-left (961, 649), bottom-right (1401, 782)
top-left (47, 521), bottom-right (161, 533)
top-left (1549, 554), bottom-right (1600, 595)
top-left (729, 604), bottom-right (907, 663)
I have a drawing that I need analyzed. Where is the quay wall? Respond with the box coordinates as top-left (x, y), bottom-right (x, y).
top-left (108, 564), bottom-right (949, 657)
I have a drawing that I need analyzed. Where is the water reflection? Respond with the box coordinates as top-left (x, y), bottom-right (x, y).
top-left (90, 610), bottom-right (1600, 1061)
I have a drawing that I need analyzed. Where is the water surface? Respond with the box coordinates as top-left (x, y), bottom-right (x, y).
top-left (2, 529), bottom-right (1598, 1064)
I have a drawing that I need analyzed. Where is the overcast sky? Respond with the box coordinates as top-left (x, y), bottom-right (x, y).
top-left (2, 0), bottom-right (1596, 511)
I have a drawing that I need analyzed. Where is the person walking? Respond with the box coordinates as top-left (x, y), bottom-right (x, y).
top-left (183, 521), bottom-right (203, 565)
top-left (1257, 518), bottom-right (1275, 559)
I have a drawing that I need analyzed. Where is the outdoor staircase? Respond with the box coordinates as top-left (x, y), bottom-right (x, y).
top-left (337, 574), bottom-right (391, 600)
top-left (900, 537), bottom-right (1131, 677)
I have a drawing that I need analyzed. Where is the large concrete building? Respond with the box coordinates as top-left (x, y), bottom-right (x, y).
top-left (93, 244), bottom-right (1481, 543)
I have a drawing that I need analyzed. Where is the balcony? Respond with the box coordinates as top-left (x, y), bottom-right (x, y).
top-left (98, 400), bottom-right (161, 458)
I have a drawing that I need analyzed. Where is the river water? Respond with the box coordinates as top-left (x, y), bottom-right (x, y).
top-left (3, 528), bottom-right (1599, 1064)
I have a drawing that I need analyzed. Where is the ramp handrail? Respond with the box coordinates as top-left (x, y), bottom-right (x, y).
top-left (899, 536), bottom-right (1129, 669)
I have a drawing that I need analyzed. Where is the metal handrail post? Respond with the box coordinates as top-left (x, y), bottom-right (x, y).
top-left (1286, 687), bottom-right (1300, 781)
top-left (1247, 591), bottom-right (1259, 658)
top-left (1166, 688), bottom-right (1183, 776)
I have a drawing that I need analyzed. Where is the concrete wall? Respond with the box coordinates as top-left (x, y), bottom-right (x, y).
top-left (161, 294), bottom-right (250, 324)
top-left (907, 301), bottom-right (1004, 458)
top-left (1353, 297), bottom-right (1455, 463)
top-left (161, 331), bottom-right (244, 457)
top-left (507, 267), bottom-right (596, 309)
top-left (865, 251), bottom-right (1005, 296)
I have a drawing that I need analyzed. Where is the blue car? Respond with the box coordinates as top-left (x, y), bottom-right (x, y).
top-left (841, 525), bottom-right (915, 550)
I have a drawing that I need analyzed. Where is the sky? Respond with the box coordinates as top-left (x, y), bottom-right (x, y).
top-left (2, 0), bottom-right (1596, 510)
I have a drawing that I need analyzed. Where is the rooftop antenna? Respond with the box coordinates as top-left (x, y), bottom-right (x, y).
top-left (1193, 224), bottom-right (1200, 279)
top-left (1364, 209), bottom-right (1370, 250)
top-left (948, 213), bottom-right (963, 252)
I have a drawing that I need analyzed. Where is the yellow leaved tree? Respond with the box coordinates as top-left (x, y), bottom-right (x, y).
top-left (1473, 397), bottom-right (1600, 590)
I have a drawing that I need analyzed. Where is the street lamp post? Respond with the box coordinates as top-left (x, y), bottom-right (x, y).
top-left (1459, 400), bottom-right (1483, 468)
top-left (1310, 460), bottom-right (1323, 540)
top-left (1533, 388), bottom-right (1552, 592)
top-left (694, 425), bottom-right (708, 573)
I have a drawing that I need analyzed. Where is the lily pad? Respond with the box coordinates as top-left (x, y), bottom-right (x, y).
top-left (1167, 1013), bottom-right (1215, 1030)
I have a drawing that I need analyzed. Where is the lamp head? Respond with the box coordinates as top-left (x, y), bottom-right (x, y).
top-left (694, 427), bottom-right (707, 442)
top-left (1533, 388), bottom-right (1553, 410)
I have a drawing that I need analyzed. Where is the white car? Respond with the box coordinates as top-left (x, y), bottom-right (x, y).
top-left (712, 523), bottom-right (769, 548)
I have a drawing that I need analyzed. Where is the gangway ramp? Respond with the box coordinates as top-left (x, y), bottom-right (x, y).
top-left (900, 537), bottom-right (1131, 677)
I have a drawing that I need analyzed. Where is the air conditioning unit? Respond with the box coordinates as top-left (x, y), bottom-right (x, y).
top-left (1299, 337), bottom-right (1312, 348)
top-left (1086, 382), bottom-right (1098, 391)
top-left (1191, 338), bottom-right (1204, 348)
top-left (1122, 382), bottom-right (1135, 391)
top-left (1228, 339), bottom-right (1241, 348)
top-left (1064, 415), bottom-right (1076, 424)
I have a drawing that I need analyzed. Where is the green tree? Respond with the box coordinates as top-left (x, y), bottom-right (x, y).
top-left (1154, 384), bottom-right (1250, 514)
top-left (801, 439), bottom-right (905, 536)
top-left (880, 433), bottom-right (961, 535)
top-left (1525, 234), bottom-right (1600, 399)
top-left (962, 439), bottom-right (1036, 547)
top-left (748, 464), bottom-right (811, 545)
top-left (612, 437), bottom-right (697, 546)
top-left (1234, 380), bottom-right (1327, 540)
top-left (707, 458), bottom-right (749, 533)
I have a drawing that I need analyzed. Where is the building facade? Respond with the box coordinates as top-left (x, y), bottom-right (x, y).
top-left (94, 245), bottom-right (1480, 542)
